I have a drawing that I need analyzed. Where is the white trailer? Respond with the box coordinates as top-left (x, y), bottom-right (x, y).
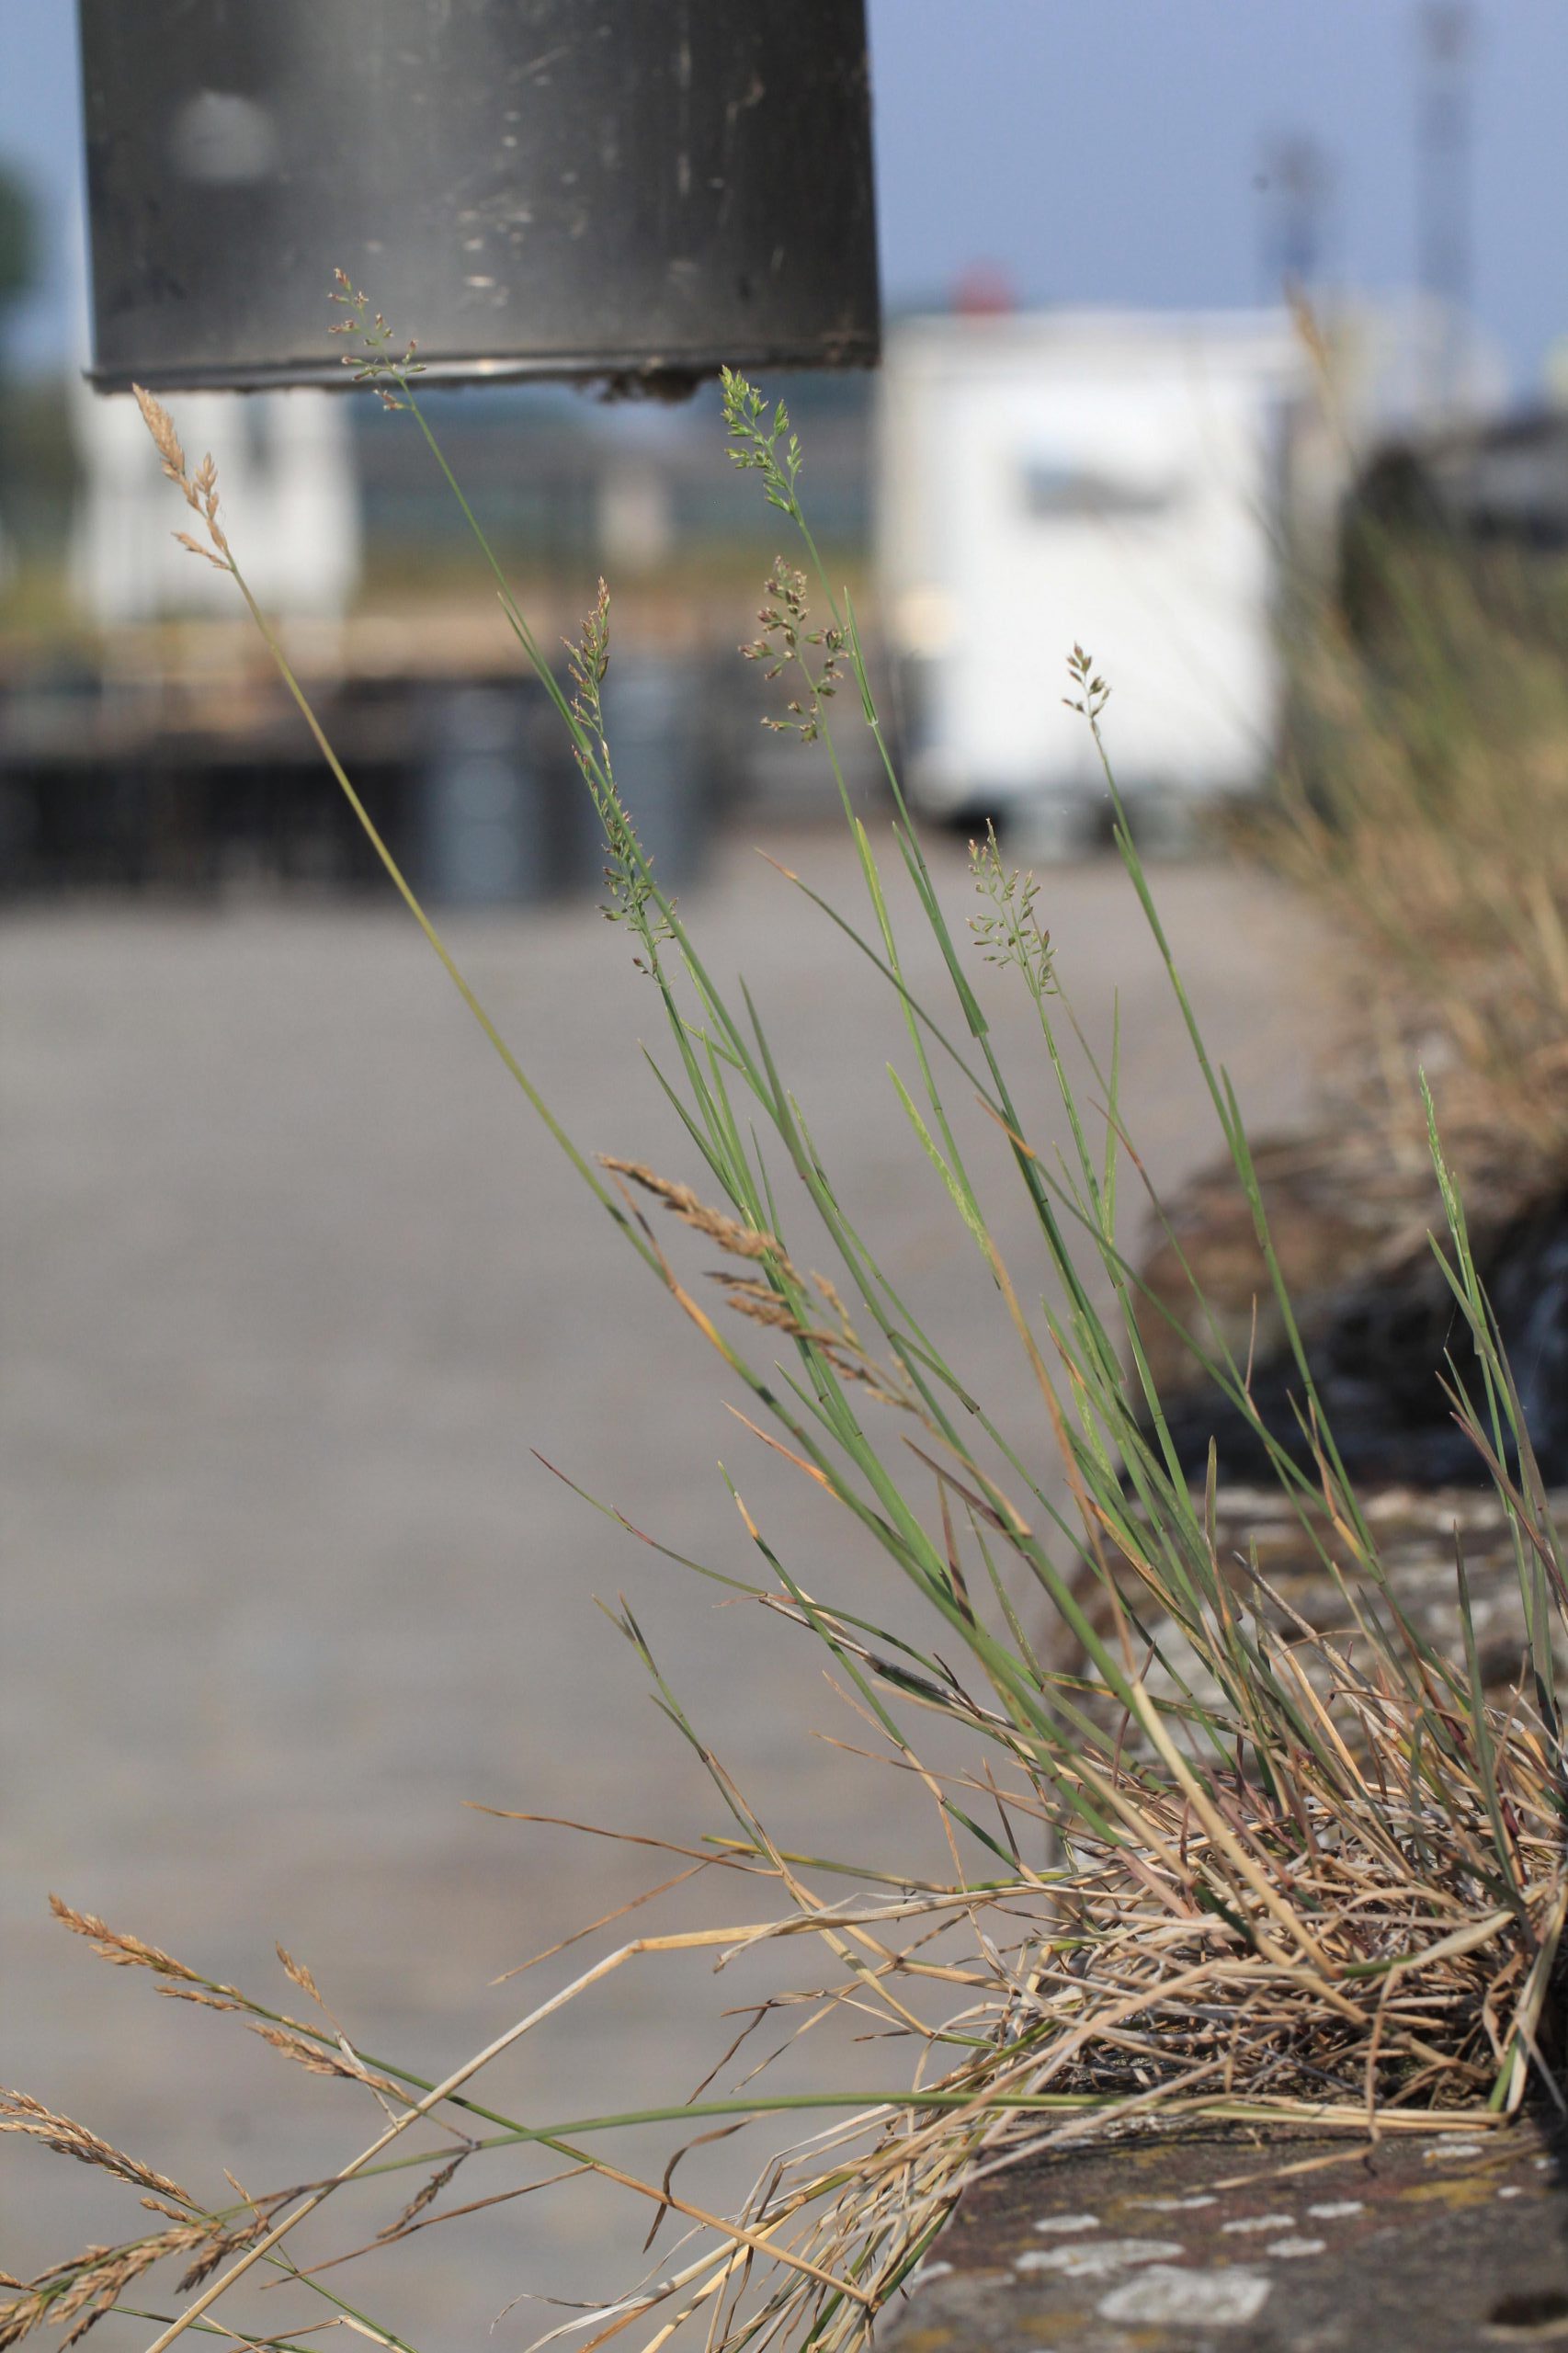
top-left (877, 309), bottom-right (1309, 850)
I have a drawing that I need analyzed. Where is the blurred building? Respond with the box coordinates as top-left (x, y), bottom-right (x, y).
top-left (346, 374), bottom-right (869, 595)
top-left (878, 309), bottom-right (1311, 850)
top-left (69, 383), bottom-right (360, 626)
top-left (875, 296), bottom-right (1517, 853)
top-left (0, 369), bottom-right (880, 898)
top-left (3, 293), bottom-right (1540, 895)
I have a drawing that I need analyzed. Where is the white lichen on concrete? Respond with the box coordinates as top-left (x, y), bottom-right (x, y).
top-left (1221, 2212), bottom-right (1295, 2234)
top-left (1031, 2212), bottom-right (1101, 2234)
top-left (1015, 2236), bottom-right (1183, 2279)
top-left (1096, 2263), bottom-right (1273, 2327)
top-left (1307, 2200), bottom-right (1365, 2218)
top-left (1132, 2191), bottom-right (1217, 2211)
top-left (1267, 2237), bottom-right (1327, 2258)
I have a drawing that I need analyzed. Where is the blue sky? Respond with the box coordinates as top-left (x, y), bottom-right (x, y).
top-left (4, 1), bottom-right (1565, 390)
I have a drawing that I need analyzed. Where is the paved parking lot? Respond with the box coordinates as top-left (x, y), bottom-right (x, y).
top-left (1, 821), bottom-right (1330, 2345)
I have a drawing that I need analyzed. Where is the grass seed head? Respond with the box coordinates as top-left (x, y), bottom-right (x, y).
top-left (49, 1896), bottom-right (204, 1984)
top-left (0, 2091), bottom-right (195, 2209)
top-left (598, 1157), bottom-right (784, 1262)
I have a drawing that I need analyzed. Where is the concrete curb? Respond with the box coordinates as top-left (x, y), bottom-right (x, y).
top-left (877, 2119), bottom-right (1568, 2350)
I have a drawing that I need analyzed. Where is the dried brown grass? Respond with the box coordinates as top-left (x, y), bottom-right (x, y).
top-left (1260, 540), bottom-right (1568, 1200)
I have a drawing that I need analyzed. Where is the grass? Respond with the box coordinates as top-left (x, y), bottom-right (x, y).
top-left (4, 285), bottom-right (1567, 2353)
top-left (1257, 511), bottom-right (1568, 1199)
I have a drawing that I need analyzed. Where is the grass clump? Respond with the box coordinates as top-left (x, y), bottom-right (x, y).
top-left (4, 289), bottom-right (1567, 2353)
top-left (1264, 511), bottom-right (1568, 1196)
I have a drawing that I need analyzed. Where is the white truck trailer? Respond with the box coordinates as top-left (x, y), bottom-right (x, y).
top-left (877, 309), bottom-right (1309, 851)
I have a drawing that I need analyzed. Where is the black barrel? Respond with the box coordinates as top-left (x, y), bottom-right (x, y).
top-left (78, 1), bottom-right (880, 396)
top-left (581, 654), bottom-right (712, 897)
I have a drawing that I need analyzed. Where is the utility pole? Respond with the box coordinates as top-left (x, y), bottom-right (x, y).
top-left (1416, 0), bottom-right (1474, 423)
top-left (1259, 133), bottom-right (1333, 299)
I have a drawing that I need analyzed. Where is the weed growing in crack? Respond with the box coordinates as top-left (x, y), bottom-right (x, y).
top-left (6, 320), bottom-right (1565, 2353)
